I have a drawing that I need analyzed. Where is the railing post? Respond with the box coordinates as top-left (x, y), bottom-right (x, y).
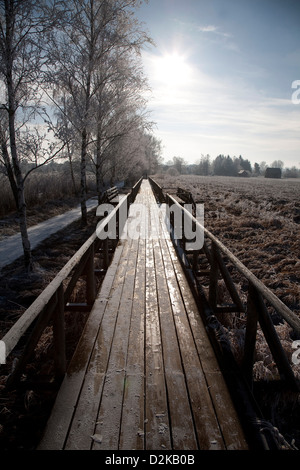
top-left (86, 245), bottom-right (96, 306)
top-left (53, 283), bottom-right (66, 381)
top-left (182, 207), bottom-right (186, 250)
top-left (254, 289), bottom-right (300, 391)
top-left (192, 251), bottom-right (199, 271)
top-left (214, 248), bottom-right (245, 313)
top-left (6, 297), bottom-right (58, 389)
top-left (243, 283), bottom-right (299, 391)
top-left (209, 242), bottom-right (219, 311)
top-left (243, 283), bottom-right (259, 389)
top-left (103, 239), bottom-right (109, 270)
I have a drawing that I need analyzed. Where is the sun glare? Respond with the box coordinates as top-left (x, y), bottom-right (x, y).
top-left (154, 52), bottom-right (192, 88)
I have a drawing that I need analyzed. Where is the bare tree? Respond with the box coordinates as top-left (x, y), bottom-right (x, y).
top-left (44, 0), bottom-right (112, 224)
top-left (141, 132), bottom-right (162, 175)
top-left (271, 160), bottom-right (284, 169)
top-left (45, 0), bottom-right (153, 217)
top-left (92, 49), bottom-right (152, 198)
top-left (0, 0), bottom-right (62, 269)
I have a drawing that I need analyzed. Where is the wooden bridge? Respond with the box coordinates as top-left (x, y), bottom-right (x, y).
top-left (37, 180), bottom-right (247, 450)
top-left (2, 178), bottom-right (300, 451)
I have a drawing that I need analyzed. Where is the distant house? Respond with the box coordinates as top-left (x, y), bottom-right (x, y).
top-left (265, 168), bottom-right (282, 179)
top-left (238, 170), bottom-right (250, 177)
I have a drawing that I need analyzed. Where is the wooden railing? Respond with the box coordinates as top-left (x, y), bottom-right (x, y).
top-left (149, 177), bottom-right (300, 392)
top-left (1, 177), bottom-right (143, 388)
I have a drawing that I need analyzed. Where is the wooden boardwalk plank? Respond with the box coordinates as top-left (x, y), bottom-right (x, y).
top-left (153, 237), bottom-right (198, 450)
top-left (119, 238), bottom-right (146, 450)
top-left (38, 242), bottom-right (127, 450)
top-left (64, 236), bottom-right (136, 450)
top-left (91, 236), bottom-right (140, 450)
top-left (144, 199), bottom-right (172, 450)
top-left (158, 232), bottom-right (226, 450)
top-left (160, 219), bottom-right (248, 450)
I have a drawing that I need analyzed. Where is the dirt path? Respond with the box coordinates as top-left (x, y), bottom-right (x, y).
top-left (0, 198), bottom-right (98, 271)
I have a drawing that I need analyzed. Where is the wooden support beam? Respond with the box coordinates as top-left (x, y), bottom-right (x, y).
top-left (215, 305), bottom-right (244, 314)
top-left (243, 283), bottom-right (299, 391)
top-left (202, 240), bottom-right (212, 264)
top-left (195, 270), bottom-right (211, 277)
top-left (103, 239), bottom-right (109, 270)
top-left (214, 247), bottom-right (245, 313)
top-left (243, 283), bottom-right (259, 389)
top-left (192, 251), bottom-right (199, 271)
top-left (209, 242), bottom-right (219, 311)
top-left (53, 284), bottom-right (66, 381)
top-left (65, 303), bottom-right (91, 312)
top-left (6, 296), bottom-right (58, 389)
top-left (254, 288), bottom-right (300, 391)
top-left (85, 246), bottom-right (96, 306)
top-left (63, 251), bottom-right (90, 304)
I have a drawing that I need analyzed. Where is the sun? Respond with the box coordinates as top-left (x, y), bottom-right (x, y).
top-left (153, 52), bottom-right (192, 88)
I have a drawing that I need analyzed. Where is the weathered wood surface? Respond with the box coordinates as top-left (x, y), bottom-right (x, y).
top-left (38, 180), bottom-right (247, 451)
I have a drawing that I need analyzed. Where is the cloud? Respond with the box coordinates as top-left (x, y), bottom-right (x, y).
top-left (173, 19), bottom-right (231, 38)
top-left (195, 23), bottom-right (239, 52)
top-left (197, 24), bottom-right (231, 38)
top-left (197, 25), bottom-right (218, 33)
top-left (171, 19), bottom-right (239, 52)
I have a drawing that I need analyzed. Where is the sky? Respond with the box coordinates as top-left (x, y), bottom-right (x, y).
top-left (135, 0), bottom-right (300, 168)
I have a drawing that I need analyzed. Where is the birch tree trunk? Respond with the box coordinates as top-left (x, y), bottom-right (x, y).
top-left (0, 133), bottom-right (18, 207)
top-left (8, 101), bottom-right (32, 269)
top-left (80, 127), bottom-right (88, 225)
top-left (96, 130), bottom-right (104, 205)
top-left (67, 141), bottom-right (77, 195)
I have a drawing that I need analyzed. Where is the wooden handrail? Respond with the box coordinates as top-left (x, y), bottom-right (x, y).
top-left (164, 192), bottom-right (300, 335)
top-left (149, 176), bottom-right (300, 390)
top-left (1, 177), bottom-right (143, 381)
